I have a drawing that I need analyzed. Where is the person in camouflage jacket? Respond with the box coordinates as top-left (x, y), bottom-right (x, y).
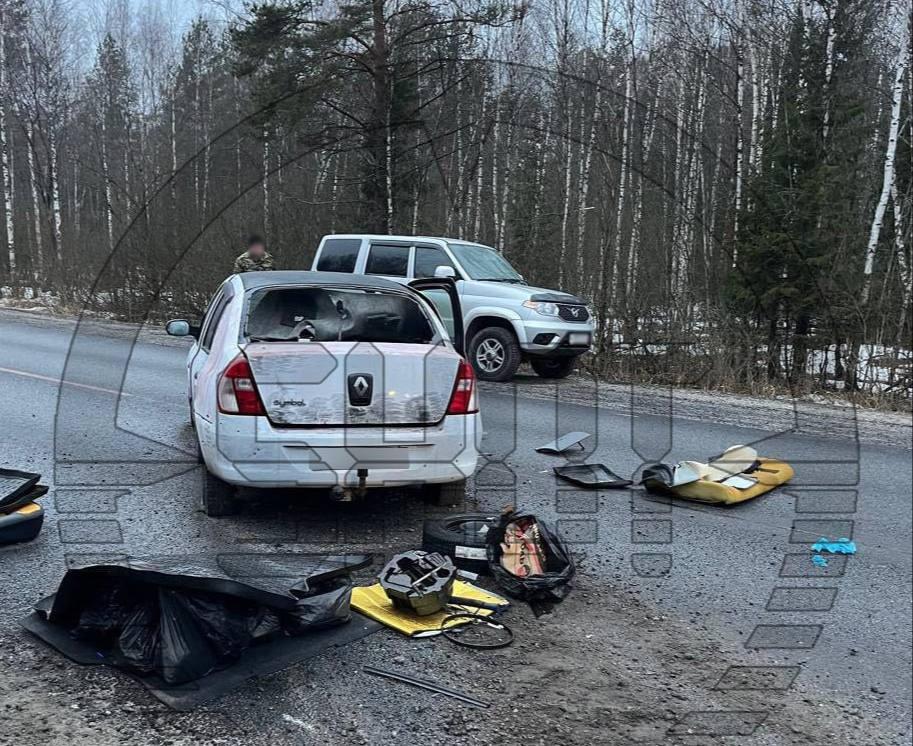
top-left (233, 235), bottom-right (275, 273)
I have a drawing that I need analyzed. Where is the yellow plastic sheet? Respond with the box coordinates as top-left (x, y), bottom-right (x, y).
top-left (352, 580), bottom-right (509, 637)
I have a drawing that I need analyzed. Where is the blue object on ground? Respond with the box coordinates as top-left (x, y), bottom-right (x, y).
top-left (811, 555), bottom-right (829, 567)
top-left (811, 537), bottom-right (857, 555)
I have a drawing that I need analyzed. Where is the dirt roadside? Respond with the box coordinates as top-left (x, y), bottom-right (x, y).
top-left (0, 570), bottom-right (901, 746)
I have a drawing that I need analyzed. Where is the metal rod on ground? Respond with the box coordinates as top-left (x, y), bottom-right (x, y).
top-left (362, 665), bottom-right (490, 708)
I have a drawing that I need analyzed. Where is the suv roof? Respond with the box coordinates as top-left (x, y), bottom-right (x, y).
top-left (324, 234), bottom-right (492, 248)
top-left (236, 270), bottom-right (407, 291)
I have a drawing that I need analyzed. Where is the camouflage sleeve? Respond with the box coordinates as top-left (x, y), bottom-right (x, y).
top-left (259, 253), bottom-right (275, 271)
top-left (233, 256), bottom-right (245, 274)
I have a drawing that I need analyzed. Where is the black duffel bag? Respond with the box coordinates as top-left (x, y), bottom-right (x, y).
top-left (486, 510), bottom-right (575, 603)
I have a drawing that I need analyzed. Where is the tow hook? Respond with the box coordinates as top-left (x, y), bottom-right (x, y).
top-left (330, 469), bottom-right (368, 501)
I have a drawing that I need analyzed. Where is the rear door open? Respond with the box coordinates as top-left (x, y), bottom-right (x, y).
top-left (408, 278), bottom-right (464, 356)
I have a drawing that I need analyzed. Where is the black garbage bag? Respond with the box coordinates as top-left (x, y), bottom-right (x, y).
top-left (284, 576), bottom-right (354, 635)
top-left (118, 597), bottom-right (161, 675)
top-left (486, 511), bottom-right (575, 603)
top-left (33, 553), bottom-right (370, 685)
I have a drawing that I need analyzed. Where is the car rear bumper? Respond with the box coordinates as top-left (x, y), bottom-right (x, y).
top-left (198, 412), bottom-right (481, 489)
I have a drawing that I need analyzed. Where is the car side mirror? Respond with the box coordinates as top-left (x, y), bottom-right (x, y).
top-left (434, 265), bottom-right (456, 279)
top-left (166, 319), bottom-right (198, 339)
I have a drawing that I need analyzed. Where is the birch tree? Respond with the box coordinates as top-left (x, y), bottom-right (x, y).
top-left (862, 18), bottom-right (909, 302)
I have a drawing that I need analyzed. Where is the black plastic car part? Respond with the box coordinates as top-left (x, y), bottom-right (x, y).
top-left (379, 550), bottom-right (457, 616)
top-left (553, 464), bottom-right (632, 488)
top-left (0, 468), bottom-right (42, 510)
top-left (535, 432), bottom-right (590, 454)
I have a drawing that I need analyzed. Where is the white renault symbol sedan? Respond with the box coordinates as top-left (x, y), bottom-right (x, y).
top-left (166, 271), bottom-right (480, 516)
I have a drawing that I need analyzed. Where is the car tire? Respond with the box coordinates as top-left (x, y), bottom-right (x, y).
top-left (202, 470), bottom-right (238, 517)
top-left (427, 479), bottom-right (467, 506)
top-left (469, 327), bottom-right (521, 382)
top-left (531, 357), bottom-right (577, 379)
top-left (422, 513), bottom-right (499, 574)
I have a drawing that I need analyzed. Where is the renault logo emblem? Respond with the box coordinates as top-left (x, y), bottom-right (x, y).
top-left (347, 373), bottom-right (373, 406)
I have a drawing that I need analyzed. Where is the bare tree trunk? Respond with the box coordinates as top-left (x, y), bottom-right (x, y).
top-left (472, 92), bottom-right (487, 240)
top-left (48, 125), bottom-right (62, 262)
top-left (330, 151), bottom-right (341, 233)
top-left (575, 84), bottom-right (599, 295)
top-left (497, 114), bottom-right (514, 251)
top-left (262, 128), bottom-right (270, 230)
top-left (385, 84), bottom-right (394, 231)
top-left (732, 37), bottom-right (745, 265)
top-left (610, 60), bottom-right (633, 306)
top-left (821, 8), bottom-right (837, 142)
top-left (0, 15), bottom-right (15, 276)
top-left (748, 38), bottom-right (762, 178)
top-left (490, 98), bottom-right (501, 244)
top-left (558, 99), bottom-right (574, 286)
top-left (531, 107), bottom-right (552, 248)
top-left (862, 40), bottom-right (907, 302)
top-left (100, 113), bottom-right (115, 253)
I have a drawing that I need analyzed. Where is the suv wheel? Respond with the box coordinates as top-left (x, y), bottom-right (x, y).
top-left (202, 470), bottom-right (238, 517)
top-left (469, 327), bottom-right (521, 382)
top-left (531, 357), bottom-right (576, 379)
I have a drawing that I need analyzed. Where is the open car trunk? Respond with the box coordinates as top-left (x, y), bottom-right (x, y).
top-left (245, 342), bottom-right (460, 426)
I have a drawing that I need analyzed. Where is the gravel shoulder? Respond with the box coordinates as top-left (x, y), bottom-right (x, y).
top-left (1, 573), bottom-right (901, 746)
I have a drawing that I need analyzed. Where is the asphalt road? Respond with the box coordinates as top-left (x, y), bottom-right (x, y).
top-left (1, 308), bottom-right (911, 741)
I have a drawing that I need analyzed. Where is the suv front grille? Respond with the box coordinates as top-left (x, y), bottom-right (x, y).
top-left (558, 304), bottom-right (589, 322)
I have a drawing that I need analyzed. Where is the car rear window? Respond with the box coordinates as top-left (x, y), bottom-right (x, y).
top-left (245, 287), bottom-right (434, 344)
top-left (316, 238), bottom-right (360, 272)
top-left (365, 245), bottom-right (409, 276)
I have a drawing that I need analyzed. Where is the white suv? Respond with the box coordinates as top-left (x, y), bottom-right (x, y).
top-left (166, 271), bottom-right (480, 516)
top-left (311, 235), bottom-right (594, 381)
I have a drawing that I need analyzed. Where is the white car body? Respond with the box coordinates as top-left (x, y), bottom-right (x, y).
top-left (172, 272), bottom-right (480, 501)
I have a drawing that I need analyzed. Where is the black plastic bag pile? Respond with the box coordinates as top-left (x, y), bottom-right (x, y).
top-left (34, 554), bottom-right (368, 685)
top-left (486, 510), bottom-right (575, 604)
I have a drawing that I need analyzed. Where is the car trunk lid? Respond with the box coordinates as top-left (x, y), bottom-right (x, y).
top-left (244, 341), bottom-right (460, 426)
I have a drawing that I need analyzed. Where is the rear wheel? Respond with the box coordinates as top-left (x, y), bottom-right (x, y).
top-left (469, 327), bottom-right (521, 382)
top-left (530, 357), bottom-right (576, 379)
top-left (202, 470), bottom-right (238, 517)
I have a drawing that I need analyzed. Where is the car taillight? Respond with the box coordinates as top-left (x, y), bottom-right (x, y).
top-left (218, 354), bottom-right (265, 416)
top-left (447, 359), bottom-right (478, 415)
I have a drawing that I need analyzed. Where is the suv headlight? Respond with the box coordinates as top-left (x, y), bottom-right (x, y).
top-left (522, 300), bottom-right (560, 317)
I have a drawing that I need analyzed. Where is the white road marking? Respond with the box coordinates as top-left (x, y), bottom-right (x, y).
top-left (0, 365), bottom-right (131, 397)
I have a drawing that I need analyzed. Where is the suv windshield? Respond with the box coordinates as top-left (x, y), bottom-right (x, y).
top-left (448, 242), bottom-right (525, 283)
top-left (245, 287), bottom-right (435, 344)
